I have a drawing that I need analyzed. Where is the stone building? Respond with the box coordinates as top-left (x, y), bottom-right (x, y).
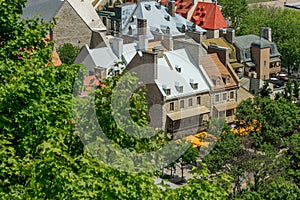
top-left (22, 0), bottom-right (108, 49)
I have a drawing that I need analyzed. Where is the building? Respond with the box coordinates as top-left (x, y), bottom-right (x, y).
top-left (22, 0), bottom-right (108, 49)
top-left (98, 0), bottom-right (206, 40)
top-left (234, 28), bottom-right (281, 81)
top-left (201, 52), bottom-right (240, 123)
top-left (126, 46), bottom-right (211, 136)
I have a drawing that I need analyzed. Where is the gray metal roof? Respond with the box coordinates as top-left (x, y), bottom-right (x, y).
top-left (22, 0), bottom-right (105, 31)
top-left (234, 34), bottom-right (281, 63)
top-left (155, 49), bottom-right (210, 100)
top-left (122, 1), bottom-right (206, 39)
top-left (21, 0), bottom-right (64, 22)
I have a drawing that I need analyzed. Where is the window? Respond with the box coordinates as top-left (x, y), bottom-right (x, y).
top-left (230, 91), bottom-right (234, 99)
top-left (165, 89), bottom-right (171, 95)
top-left (223, 93), bottom-right (227, 101)
top-left (170, 102), bottom-right (174, 111)
top-left (215, 94), bottom-right (220, 102)
top-left (264, 60), bottom-right (266, 68)
top-left (219, 111), bottom-right (225, 118)
top-left (180, 100), bottom-right (184, 108)
top-left (175, 65), bottom-right (181, 72)
top-left (264, 75), bottom-right (266, 80)
top-left (226, 109), bottom-right (233, 117)
top-left (189, 98), bottom-right (193, 106)
top-left (193, 83), bottom-right (198, 90)
top-left (197, 96), bottom-right (201, 105)
top-left (178, 86), bottom-right (183, 93)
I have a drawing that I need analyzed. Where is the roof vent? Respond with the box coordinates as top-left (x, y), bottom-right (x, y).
top-left (145, 4), bottom-right (151, 11)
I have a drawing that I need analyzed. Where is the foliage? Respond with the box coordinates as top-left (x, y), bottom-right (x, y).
top-left (237, 5), bottom-right (300, 73)
top-left (57, 43), bottom-right (81, 65)
top-left (236, 96), bottom-right (298, 146)
top-left (293, 79), bottom-right (299, 100)
top-left (259, 81), bottom-right (272, 98)
top-left (218, 0), bottom-right (248, 29)
top-left (284, 79), bottom-right (293, 101)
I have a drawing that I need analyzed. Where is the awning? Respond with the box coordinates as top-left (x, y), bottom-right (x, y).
top-left (245, 62), bottom-right (255, 67)
top-left (231, 62), bottom-right (244, 69)
top-left (214, 102), bottom-right (237, 111)
top-left (167, 106), bottom-right (210, 121)
top-left (270, 57), bottom-right (281, 63)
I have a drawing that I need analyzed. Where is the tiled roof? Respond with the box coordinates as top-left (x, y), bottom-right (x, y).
top-left (175, 0), bottom-right (194, 18)
top-left (234, 34), bottom-right (281, 63)
top-left (201, 53), bottom-right (237, 90)
top-left (191, 2), bottom-right (228, 30)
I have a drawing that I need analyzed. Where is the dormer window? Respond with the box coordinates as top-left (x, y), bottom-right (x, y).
top-left (175, 65), bottom-right (181, 72)
top-left (175, 82), bottom-right (183, 93)
top-left (155, 3), bottom-right (161, 9)
top-left (190, 79), bottom-right (198, 90)
top-left (164, 15), bottom-right (170, 21)
top-left (163, 84), bottom-right (171, 96)
top-left (215, 78), bottom-right (221, 86)
top-left (145, 4), bottom-right (151, 11)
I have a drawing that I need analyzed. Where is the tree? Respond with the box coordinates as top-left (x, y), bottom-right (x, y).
top-left (177, 145), bottom-right (199, 180)
top-left (293, 79), bottom-right (299, 100)
top-left (218, 0), bottom-right (248, 29)
top-left (259, 80), bottom-right (272, 98)
top-left (57, 43), bottom-right (81, 65)
top-left (236, 97), bottom-right (298, 146)
top-left (284, 79), bottom-right (293, 101)
top-left (237, 5), bottom-right (300, 74)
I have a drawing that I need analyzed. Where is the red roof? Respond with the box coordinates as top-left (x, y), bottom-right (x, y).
top-left (175, 0), bottom-right (193, 18)
top-left (191, 2), bottom-right (228, 30)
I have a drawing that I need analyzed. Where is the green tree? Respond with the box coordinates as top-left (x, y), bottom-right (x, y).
top-left (218, 0), bottom-right (248, 29)
top-left (284, 79), bottom-right (293, 101)
top-left (293, 79), bottom-right (299, 100)
top-left (259, 80), bottom-right (272, 98)
top-left (57, 43), bottom-right (81, 65)
top-left (237, 5), bottom-right (300, 73)
top-left (236, 97), bottom-right (298, 146)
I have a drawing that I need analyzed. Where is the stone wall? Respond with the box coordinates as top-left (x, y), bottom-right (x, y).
top-left (53, 1), bottom-right (92, 50)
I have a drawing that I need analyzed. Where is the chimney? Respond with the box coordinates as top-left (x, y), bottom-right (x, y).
top-left (138, 35), bottom-right (148, 51)
top-left (261, 27), bottom-right (272, 42)
top-left (110, 37), bottom-right (123, 59)
top-left (219, 28), bottom-right (226, 38)
top-left (168, 0), bottom-right (176, 17)
top-left (226, 28), bottom-right (235, 44)
top-left (152, 46), bottom-right (164, 58)
top-left (137, 18), bottom-right (147, 36)
top-left (208, 45), bottom-right (229, 66)
top-left (162, 34), bottom-right (173, 51)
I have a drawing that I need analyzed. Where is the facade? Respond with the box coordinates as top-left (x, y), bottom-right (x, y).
top-left (126, 47), bottom-right (211, 136)
top-left (201, 53), bottom-right (240, 123)
top-left (234, 28), bottom-right (281, 81)
top-left (22, 0), bottom-right (107, 49)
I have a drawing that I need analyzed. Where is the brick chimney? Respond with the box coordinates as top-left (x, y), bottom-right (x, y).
top-left (138, 35), bottom-right (148, 51)
top-left (137, 18), bottom-right (147, 36)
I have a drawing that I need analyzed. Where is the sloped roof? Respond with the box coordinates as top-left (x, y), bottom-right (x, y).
top-left (22, 0), bottom-right (105, 31)
top-left (234, 34), bottom-right (281, 63)
top-left (191, 2), bottom-right (228, 30)
top-left (201, 53), bottom-right (237, 90)
top-left (175, 0), bottom-right (194, 18)
top-left (155, 48), bottom-right (210, 99)
top-left (202, 37), bottom-right (237, 63)
top-left (22, 0), bottom-right (64, 22)
top-left (123, 1), bottom-right (206, 39)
